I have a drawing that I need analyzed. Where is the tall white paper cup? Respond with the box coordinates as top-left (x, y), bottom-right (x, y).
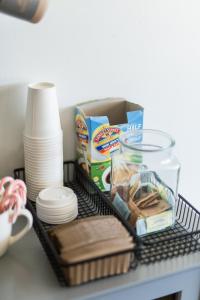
top-left (24, 82), bottom-right (61, 138)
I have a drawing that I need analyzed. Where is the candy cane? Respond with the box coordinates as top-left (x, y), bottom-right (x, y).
top-left (4, 179), bottom-right (26, 206)
top-left (0, 177), bottom-right (27, 219)
top-left (14, 180), bottom-right (27, 206)
top-left (0, 176), bottom-right (15, 209)
top-left (0, 176), bottom-right (14, 189)
top-left (2, 192), bottom-right (22, 223)
top-left (0, 177), bottom-right (14, 193)
top-left (0, 197), bottom-right (7, 212)
top-left (8, 192), bottom-right (21, 223)
top-left (0, 192), bottom-right (15, 215)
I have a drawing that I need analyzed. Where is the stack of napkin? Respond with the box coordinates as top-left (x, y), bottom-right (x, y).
top-left (49, 215), bottom-right (134, 285)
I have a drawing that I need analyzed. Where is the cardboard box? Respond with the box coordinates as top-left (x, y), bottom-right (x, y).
top-left (75, 98), bottom-right (144, 191)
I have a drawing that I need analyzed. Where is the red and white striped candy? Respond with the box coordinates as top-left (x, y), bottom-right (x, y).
top-left (0, 177), bottom-right (27, 222)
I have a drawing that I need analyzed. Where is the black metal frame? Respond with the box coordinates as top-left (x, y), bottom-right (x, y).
top-left (13, 161), bottom-right (200, 285)
top-left (14, 161), bottom-right (137, 286)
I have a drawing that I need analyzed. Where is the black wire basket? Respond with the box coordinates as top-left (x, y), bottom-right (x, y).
top-left (14, 161), bottom-right (137, 286)
top-left (14, 161), bottom-right (200, 285)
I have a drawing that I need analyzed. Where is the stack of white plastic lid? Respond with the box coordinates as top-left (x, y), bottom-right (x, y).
top-left (36, 187), bottom-right (78, 224)
top-left (24, 82), bottom-right (63, 201)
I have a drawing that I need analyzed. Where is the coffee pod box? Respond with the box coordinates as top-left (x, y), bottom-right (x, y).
top-left (75, 98), bottom-right (144, 191)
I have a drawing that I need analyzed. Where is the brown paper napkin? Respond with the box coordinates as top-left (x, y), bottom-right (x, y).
top-left (60, 237), bottom-right (134, 263)
top-left (49, 215), bottom-right (134, 285)
top-left (49, 215), bottom-right (131, 252)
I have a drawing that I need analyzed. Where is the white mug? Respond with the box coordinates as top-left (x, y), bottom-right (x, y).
top-left (0, 208), bottom-right (33, 257)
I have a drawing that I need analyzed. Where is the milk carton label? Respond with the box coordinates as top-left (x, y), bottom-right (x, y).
top-left (93, 125), bottom-right (120, 159)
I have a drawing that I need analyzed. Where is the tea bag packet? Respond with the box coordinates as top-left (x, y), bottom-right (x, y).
top-left (111, 154), bottom-right (138, 201)
top-left (111, 153), bottom-right (176, 236)
top-left (111, 154), bottom-right (140, 221)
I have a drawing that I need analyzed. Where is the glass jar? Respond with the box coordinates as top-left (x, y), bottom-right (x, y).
top-left (111, 129), bottom-right (181, 236)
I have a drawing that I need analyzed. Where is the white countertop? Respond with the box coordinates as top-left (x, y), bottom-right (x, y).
top-left (0, 221), bottom-right (200, 300)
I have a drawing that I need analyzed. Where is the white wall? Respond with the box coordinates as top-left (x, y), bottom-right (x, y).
top-left (0, 0), bottom-right (199, 209)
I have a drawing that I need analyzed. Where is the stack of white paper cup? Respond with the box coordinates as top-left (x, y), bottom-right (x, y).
top-left (24, 82), bottom-right (63, 201)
